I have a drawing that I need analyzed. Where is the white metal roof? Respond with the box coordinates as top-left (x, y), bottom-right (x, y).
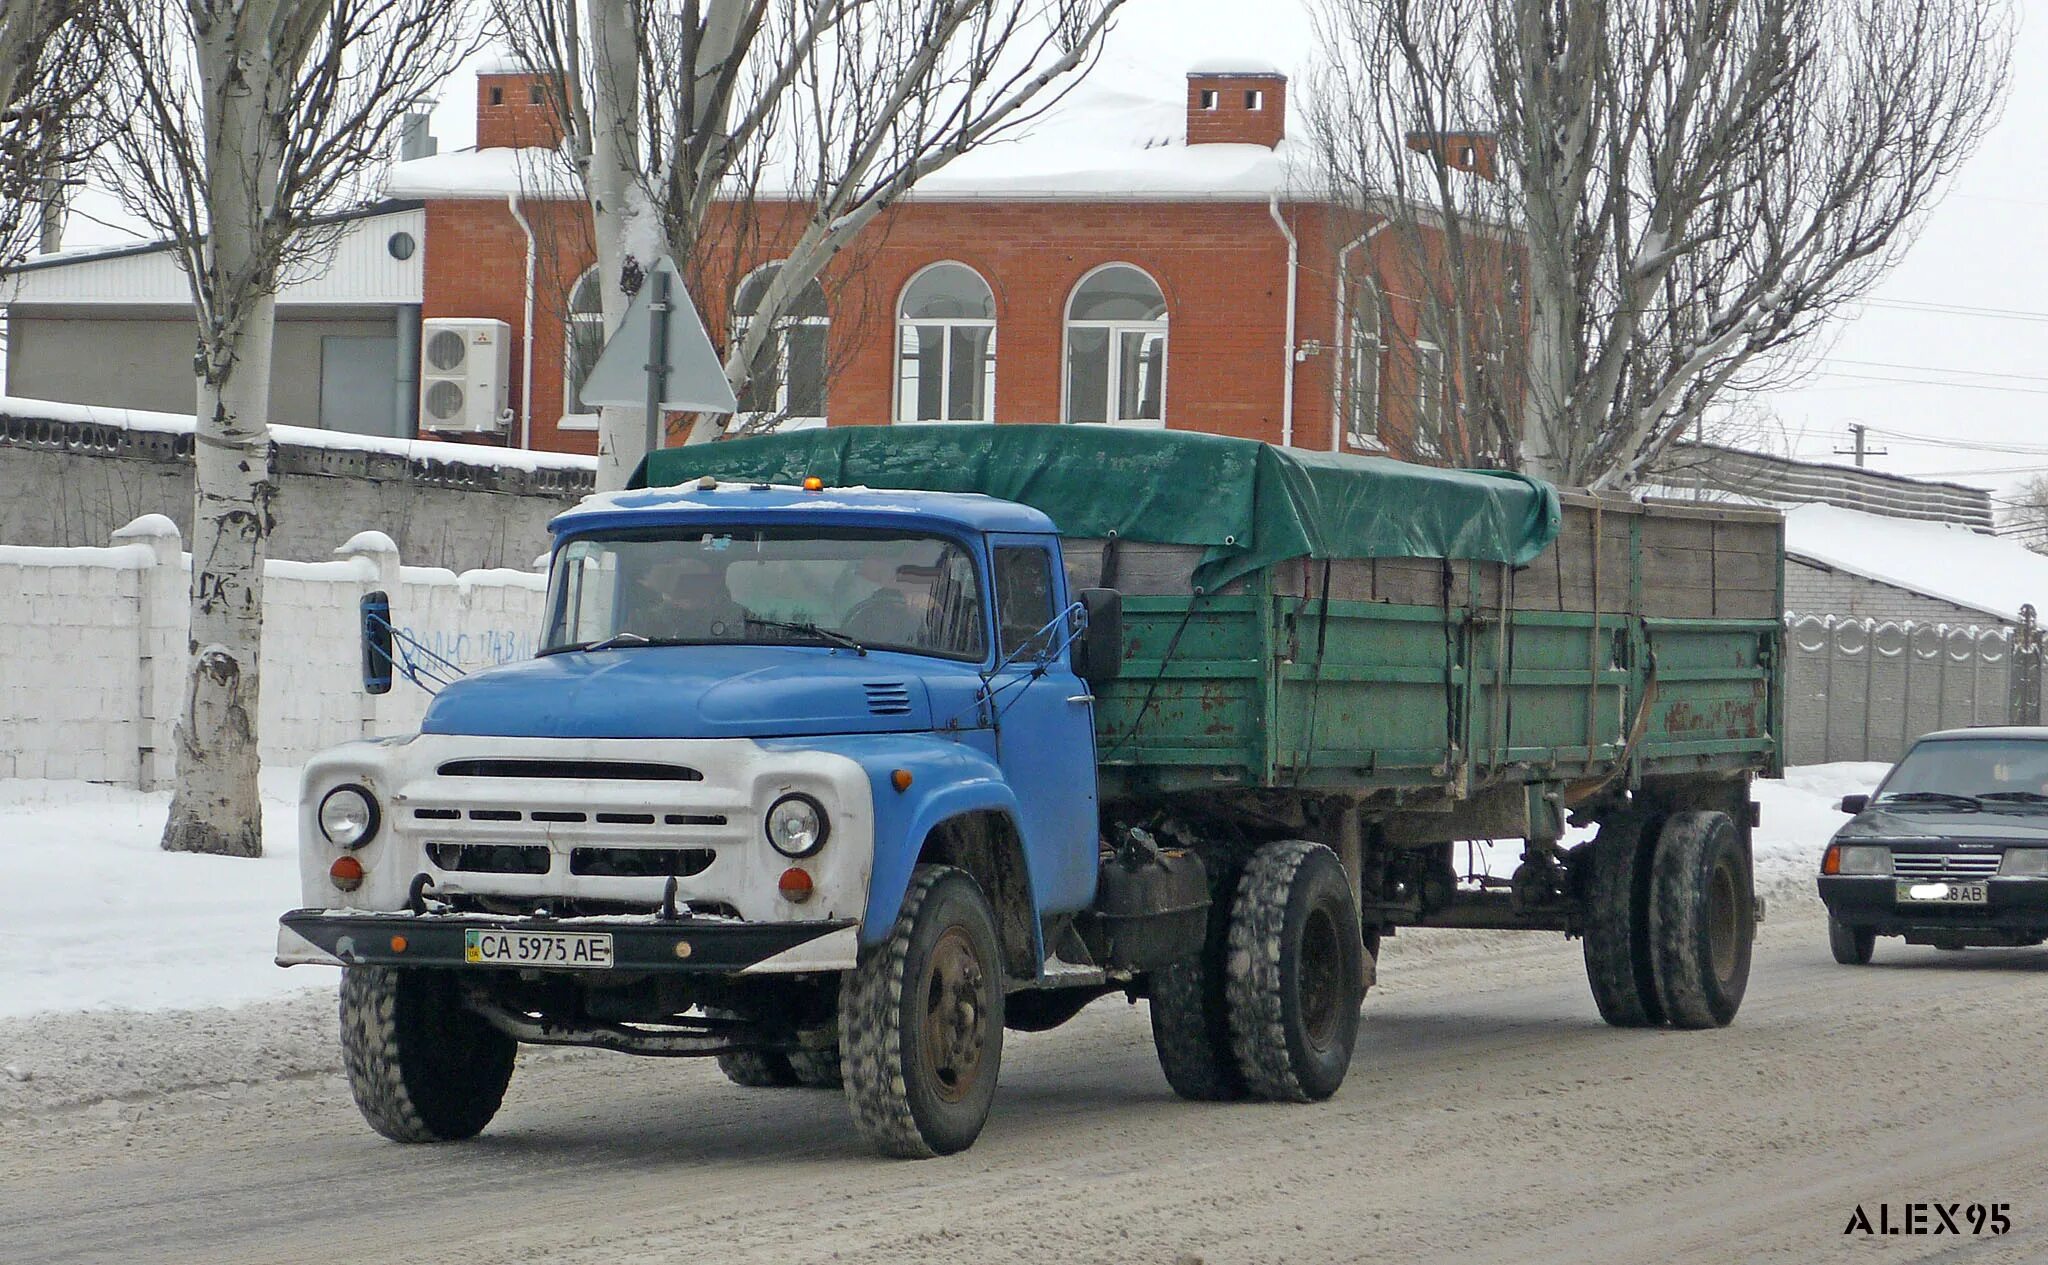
top-left (4, 205), bottom-right (426, 307)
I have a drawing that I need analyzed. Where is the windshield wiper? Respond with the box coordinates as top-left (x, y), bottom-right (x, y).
top-left (746, 618), bottom-right (866, 655)
top-left (1874, 790), bottom-right (1983, 811)
top-left (1976, 791), bottom-right (2048, 806)
top-left (539, 632), bottom-right (654, 656)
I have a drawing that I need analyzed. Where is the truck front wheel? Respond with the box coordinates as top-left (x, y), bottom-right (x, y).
top-left (840, 865), bottom-right (1005, 1158)
top-left (1649, 811), bottom-right (1753, 1028)
top-left (339, 966), bottom-right (516, 1143)
top-left (1225, 841), bottom-right (1365, 1103)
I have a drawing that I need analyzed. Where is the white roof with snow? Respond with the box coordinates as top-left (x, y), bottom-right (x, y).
top-left (1786, 503), bottom-right (2048, 623)
top-left (387, 61), bottom-right (1312, 204)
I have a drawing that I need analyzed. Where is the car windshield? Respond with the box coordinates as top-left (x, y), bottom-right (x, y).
top-left (1875, 737), bottom-right (2048, 809)
top-left (542, 526), bottom-right (987, 661)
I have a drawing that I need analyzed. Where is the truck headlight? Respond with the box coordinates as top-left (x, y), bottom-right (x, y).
top-left (318, 785), bottom-right (380, 849)
top-left (1834, 845), bottom-right (1892, 876)
top-left (766, 794), bottom-right (828, 858)
top-left (1998, 848), bottom-right (2048, 877)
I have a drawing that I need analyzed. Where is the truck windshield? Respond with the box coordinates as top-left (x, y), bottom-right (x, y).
top-left (541, 526), bottom-right (988, 661)
top-left (1876, 738), bottom-right (2048, 809)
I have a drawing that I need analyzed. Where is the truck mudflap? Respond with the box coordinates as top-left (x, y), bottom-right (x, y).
top-left (277, 910), bottom-right (859, 975)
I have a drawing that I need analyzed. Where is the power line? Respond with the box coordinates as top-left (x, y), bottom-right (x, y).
top-left (1862, 297), bottom-right (2048, 324)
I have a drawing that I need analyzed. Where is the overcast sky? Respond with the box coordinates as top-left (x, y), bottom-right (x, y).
top-left (54, 0), bottom-right (2045, 501)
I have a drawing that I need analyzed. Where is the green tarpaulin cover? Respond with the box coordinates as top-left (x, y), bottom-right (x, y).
top-left (634, 425), bottom-right (1561, 591)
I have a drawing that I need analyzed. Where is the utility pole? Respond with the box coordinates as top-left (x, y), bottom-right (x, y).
top-left (1834, 422), bottom-right (1888, 468)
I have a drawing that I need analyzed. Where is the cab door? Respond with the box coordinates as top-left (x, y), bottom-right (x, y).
top-left (987, 533), bottom-right (1099, 913)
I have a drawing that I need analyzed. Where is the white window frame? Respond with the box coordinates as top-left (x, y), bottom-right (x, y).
top-left (1415, 339), bottom-right (1446, 443)
top-left (732, 262), bottom-right (829, 429)
top-left (558, 265), bottom-right (603, 431)
top-left (894, 261), bottom-right (997, 424)
top-left (1344, 277), bottom-right (1383, 450)
top-left (1062, 263), bottom-right (1169, 428)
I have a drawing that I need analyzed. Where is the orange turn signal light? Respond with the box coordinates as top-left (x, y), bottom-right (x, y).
top-left (802, 476), bottom-right (825, 492)
top-left (389, 935), bottom-right (409, 954)
top-left (1821, 845), bottom-right (1841, 876)
top-left (778, 867), bottom-right (815, 903)
top-left (891, 768), bottom-right (913, 792)
top-left (329, 855), bottom-right (366, 892)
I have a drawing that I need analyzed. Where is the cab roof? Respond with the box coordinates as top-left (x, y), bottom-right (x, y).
top-left (550, 481), bottom-right (1059, 539)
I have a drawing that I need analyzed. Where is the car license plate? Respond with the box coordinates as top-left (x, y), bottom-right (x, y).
top-left (464, 929), bottom-right (614, 969)
top-left (1895, 881), bottom-right (1989, 905)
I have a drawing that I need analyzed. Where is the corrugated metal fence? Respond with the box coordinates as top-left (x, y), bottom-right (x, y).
top-left (1783, 608), bottom-right (2044, 764)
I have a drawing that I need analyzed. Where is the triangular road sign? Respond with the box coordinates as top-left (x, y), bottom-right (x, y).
top-left (579, 256), bottom-right (739, 413)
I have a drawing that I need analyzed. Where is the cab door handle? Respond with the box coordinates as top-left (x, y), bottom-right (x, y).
top-left (1067, 694), bottom-right (1095, 704)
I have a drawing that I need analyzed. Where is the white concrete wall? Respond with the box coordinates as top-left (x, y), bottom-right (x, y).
top-left (0, 517), bottom-right (549, 785)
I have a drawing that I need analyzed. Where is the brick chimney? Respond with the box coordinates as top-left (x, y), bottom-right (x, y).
top-left (1186, 62), bottom-right (1286, 149)
top-left (476, 58), bottom-right (565, 150)
top-left (1404, 130), bottom-right (1498, 181)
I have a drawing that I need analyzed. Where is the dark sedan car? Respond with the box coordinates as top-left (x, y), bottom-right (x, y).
top-left (1819, 728), bottom-right (2048, 964)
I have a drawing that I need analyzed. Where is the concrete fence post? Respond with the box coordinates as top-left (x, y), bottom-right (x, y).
top-left (335, 531), bottom-right (403, 739)
top-left (111, 514), bottom-right (184, 791)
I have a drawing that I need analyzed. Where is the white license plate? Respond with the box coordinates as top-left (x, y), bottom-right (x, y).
top-left (1895, 881), bottom-right (1989, 905)
top-left (464, 929), bottom-right (614, 969)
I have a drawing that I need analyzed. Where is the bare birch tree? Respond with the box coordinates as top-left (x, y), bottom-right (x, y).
top-left (493, 0), bottom-right (1130, 489)
top-left (93, 0), bottom-right (477, 856)
top-left (1308, 0), bottom-right (2011, 490)
top-left (0, 0), bottom-right (109, 269)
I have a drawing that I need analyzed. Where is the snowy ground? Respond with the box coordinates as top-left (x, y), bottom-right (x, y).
top-left (0, 763), bottom-right (1891, 1024)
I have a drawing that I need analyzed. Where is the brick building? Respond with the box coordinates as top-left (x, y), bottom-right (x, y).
top-left (386, 58), bottom-right (1484, 458)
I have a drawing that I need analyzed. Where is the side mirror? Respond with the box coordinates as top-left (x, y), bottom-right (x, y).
top-left (1071, 588), bottom-right (1123, 689)
top-left (361, 591), bottom-right (394, 696)
top-left (1838, 794), bottom-right (1869, 815)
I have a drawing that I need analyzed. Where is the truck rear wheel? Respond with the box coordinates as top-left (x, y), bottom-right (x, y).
top-left (1225, 841), bottom-right (1365, 1103)
top-left (1649, 811), bottom-right (1753, 1028)
top-left (840, 865), bottom-right (1005, 1158)
top-left (1578, 816), bottom-right (1665, 1028)
top-left (788, 1043), bottom-right (843, 1088)
top-left (1149, 942), bottom-right (1247, 1102)
top-left (339, 966), bottom-right (515, 1143)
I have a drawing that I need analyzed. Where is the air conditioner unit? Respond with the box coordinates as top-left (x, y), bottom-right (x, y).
top-left (418, 318), bottom-right (511, 432)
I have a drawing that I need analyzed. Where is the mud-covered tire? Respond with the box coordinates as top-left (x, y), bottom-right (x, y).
top-left (1578, 817), bottom-right (1665, 1028)
top-left (706, 1006), bottom-right (803, 1087)
top-left (339, 966), bottom-right (516, 1143)
top-left (1224, 841), bottom-right (1365, 1103)
top-left (840, 865), bottom-right (1005, 1158)
top-left (1649, 811), bottom-right (1754, 1029)
top-left (1149, 867), bottom-right (1248, 1102)
top-left (1828, 917), bottom-right (1876, 965)
top-left (788, 1043), bottom-right (843, 1088)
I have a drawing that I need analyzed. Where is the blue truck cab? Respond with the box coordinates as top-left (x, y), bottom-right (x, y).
top-left (280, 479), bottom-right (1149, 1157)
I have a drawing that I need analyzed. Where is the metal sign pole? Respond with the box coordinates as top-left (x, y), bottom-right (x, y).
top-left (644, 268), bottom-right (673, 455)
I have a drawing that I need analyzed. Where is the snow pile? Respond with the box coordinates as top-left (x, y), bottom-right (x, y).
top-left (1785, 503), bottom-right (2048, 623)
top-left (0, 771), bottom-right (318, 1019)
top-left (0, 394), bottom-right (597, 475)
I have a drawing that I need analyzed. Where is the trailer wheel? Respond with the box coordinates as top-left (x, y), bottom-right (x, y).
top-left (840, 865), bottom-right (1005, 1158)
top-left (1649, 811), bottom-right (1754, 1028)
top-left (1225, 841), bottom-right (1365, 1103)
top-left (340, 966), bottom-right (515, 1143)
top-left (1828, 916), bottom-right (1876, 965)
top-left (1578, 817), bottom-right (1665, 1028)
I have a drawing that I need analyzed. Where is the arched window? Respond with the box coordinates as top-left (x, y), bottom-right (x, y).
top-left (897, 263), bottom-right (995, 422)
top-left (562, 266), bottom-right (605, 428)
top-left (733, 263), bottom-right (829, 425)
top-left (1064, 264), bottom-right (1166, 425)
top-left (1344, 278), bottom-right (1382, 448)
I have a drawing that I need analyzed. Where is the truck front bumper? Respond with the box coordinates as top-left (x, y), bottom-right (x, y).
top-left (277, 910), bottom-right (859, 975)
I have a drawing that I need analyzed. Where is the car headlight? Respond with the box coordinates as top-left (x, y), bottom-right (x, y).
top-left (1835, 844), bottom-right (1892, 876)
top-left (766, 793), bottom-right (828, 858)
top-left (1998, 848), bottom-right (2048, 877)
top-left (318, 785), bottom-right (380, 849)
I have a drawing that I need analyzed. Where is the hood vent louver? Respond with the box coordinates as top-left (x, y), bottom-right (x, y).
top-left (864, 682), bottom-right (913, 716)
